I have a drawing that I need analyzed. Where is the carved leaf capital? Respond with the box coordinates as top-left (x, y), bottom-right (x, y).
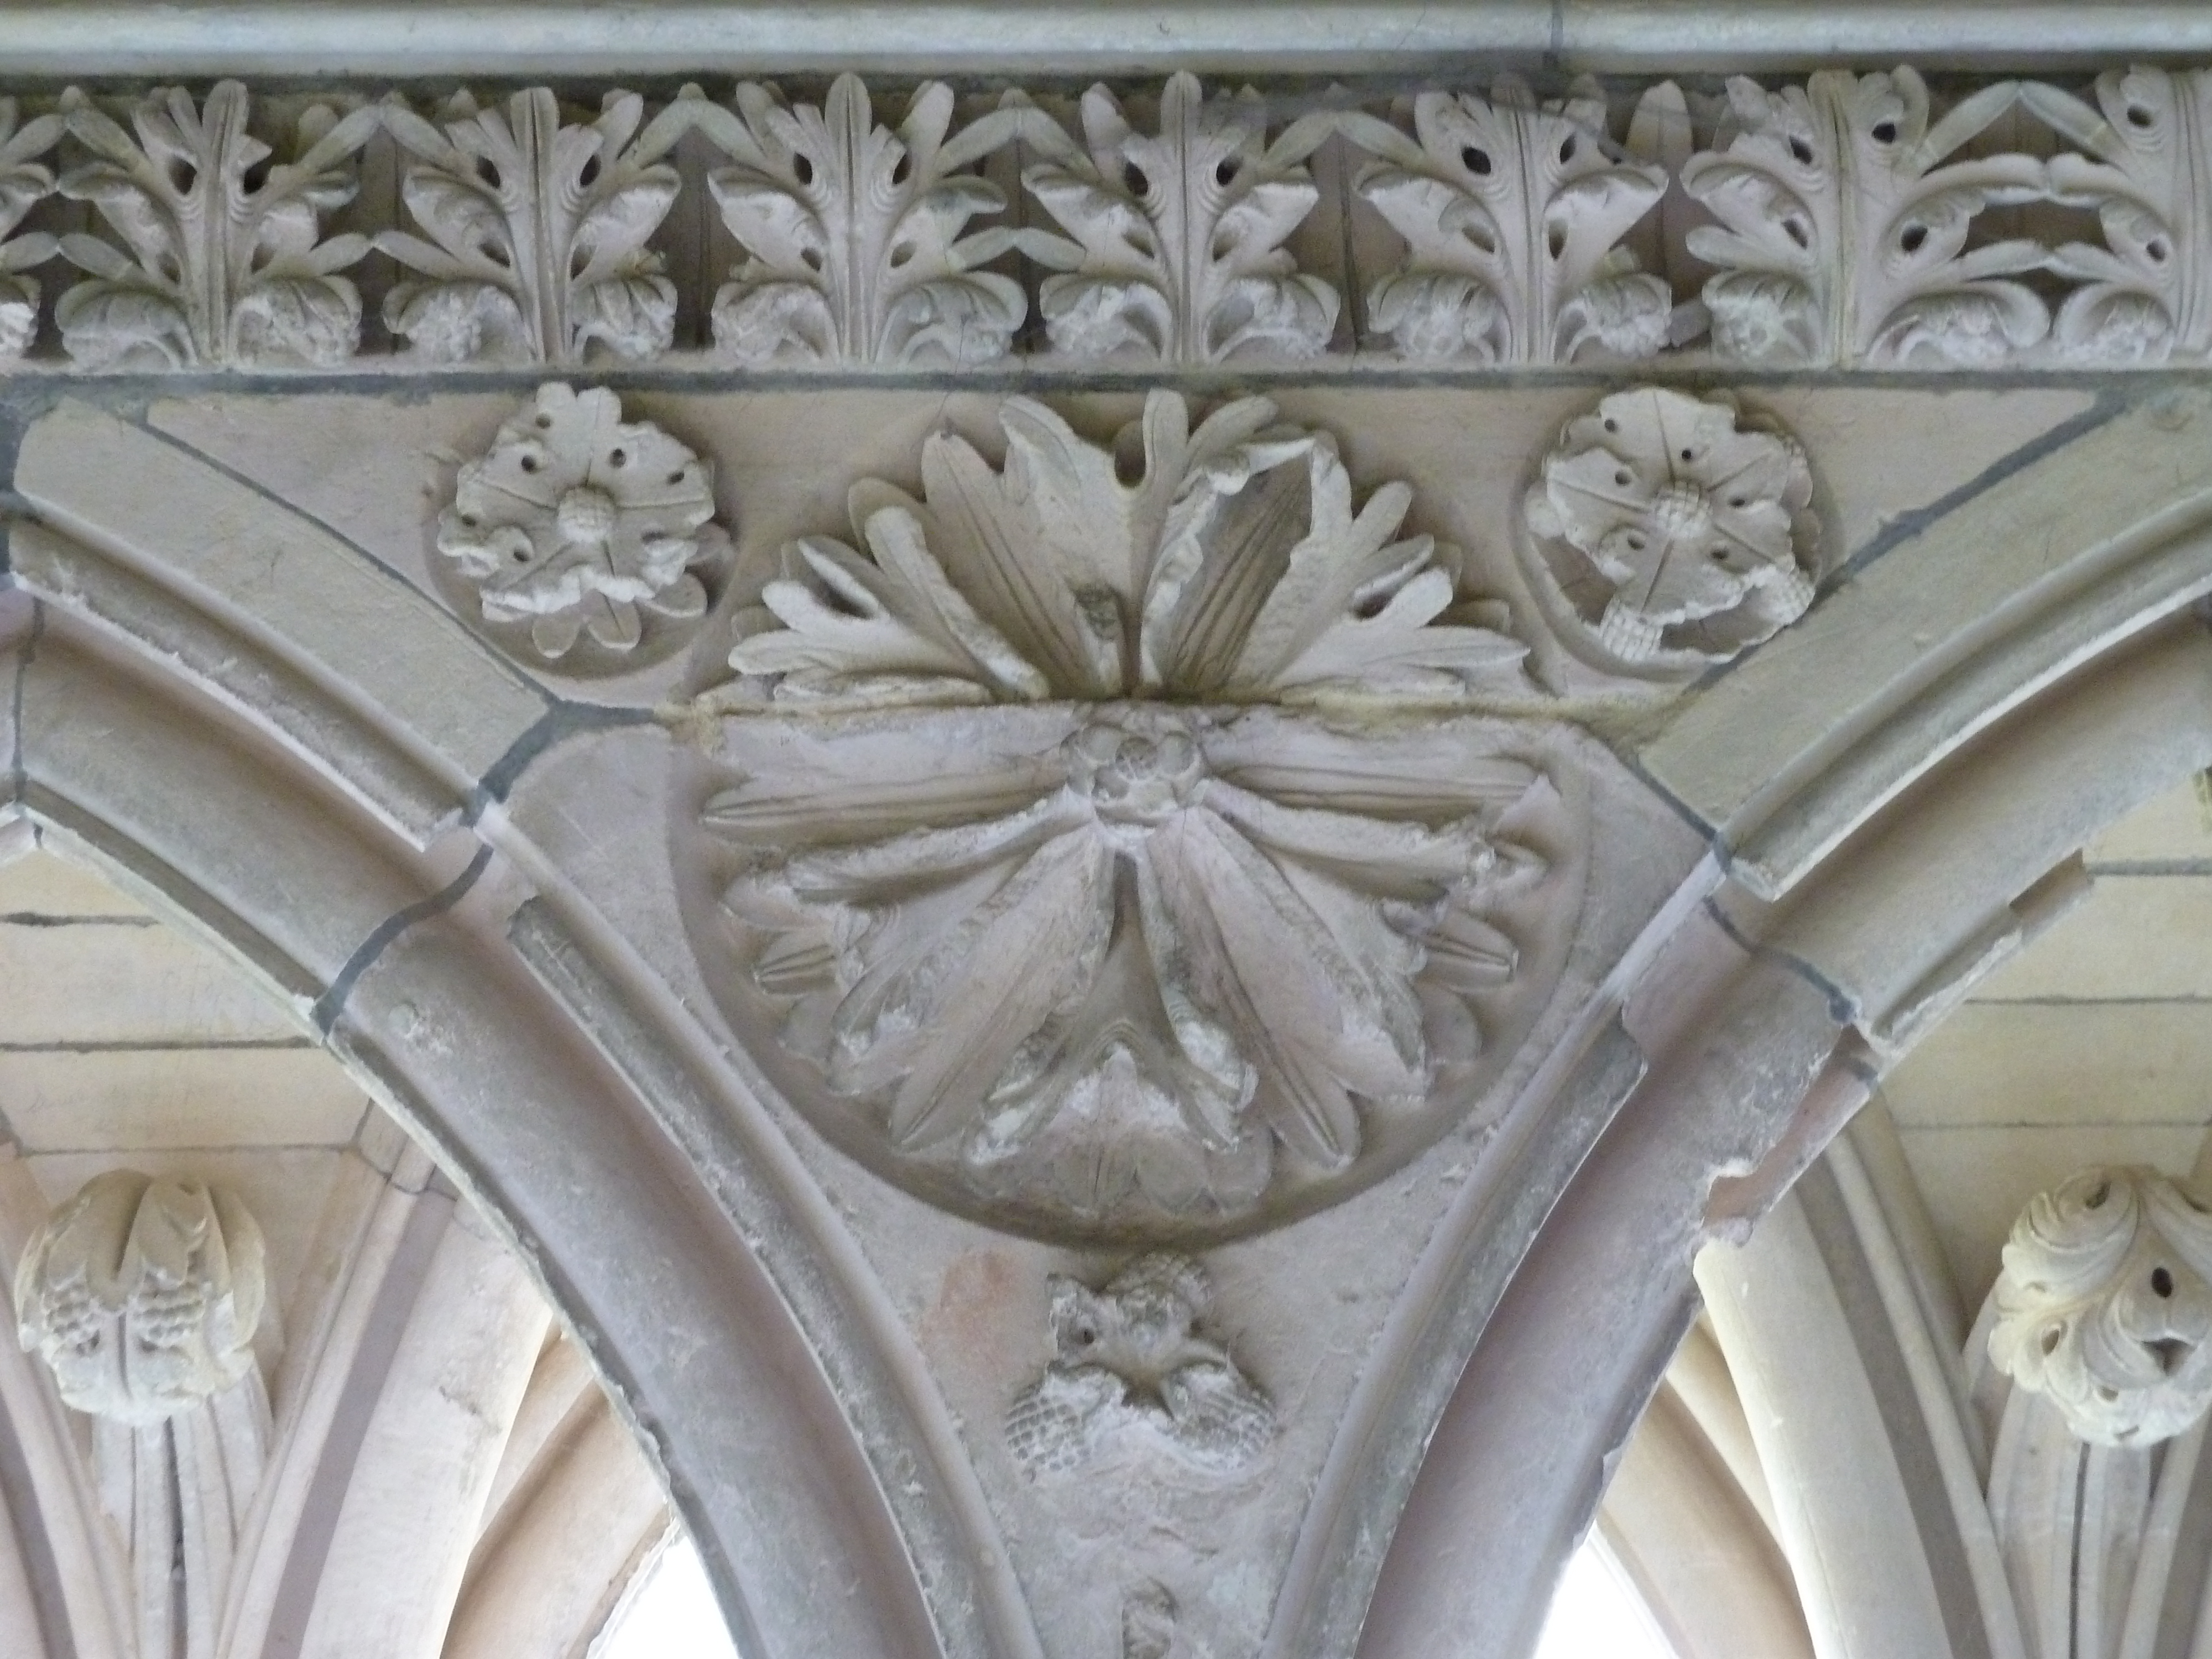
top-left (13, 1170), bottom-right (267, 1427)
top-left (1989, 1166), bottom-right (2212, 1447)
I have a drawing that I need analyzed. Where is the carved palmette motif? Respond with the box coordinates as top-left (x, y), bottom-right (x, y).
top-left (54, 82), bottom-right (379, 368)
top-left (693, 75), bottom-right (1044, 366)
top-left (1005, 1257), bottom-right (1274, 1480)
top-left (1988, 1166), bottom-right (2212, 1447)
top-left (379, 88), bottom-right (684, 363)
top-left (1018, 73), bottom-right (1340, 362)
top-left (1343, 76), bottom-right (1672, 363)
top-left (0, 101), bottom-right (60, 359)
top-left (1681, 68), bottom-right (2049, 365)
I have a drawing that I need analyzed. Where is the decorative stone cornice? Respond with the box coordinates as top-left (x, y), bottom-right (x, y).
top-left (18, 70), bottom-right (2212, 371)
top-left (1987, 1166), bottom-right (2212, 1447)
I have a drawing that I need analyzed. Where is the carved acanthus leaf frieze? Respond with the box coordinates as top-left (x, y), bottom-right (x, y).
top-left (1018, 73), bottom-right (1341, 362)
top-left (1523, 386), bottom-right (1820, 674)
top-left (14, 1170), bottom-right (267, 1426)
top-left (55, 82), bottom-right (379, 368)
top-left (8, 71), bottom-right (2212, 368)
top-left (438, 383), bottom-right (728, 664)
top-left (1343, 77), bottom-right (1673, 363)
top-left (1005, 1256), bottom-right (1274, 1480)
top-left (695, 75), bottom-right (1044, 365)
top-left (1681, 69), bottom-right (2049, 365)
top-left (379, 88), bottom-right (685, 364)
top-left (1987, 1166), bottom-right (2212, 1447)
top-left (688, 392), bottom-right (1579, 1238)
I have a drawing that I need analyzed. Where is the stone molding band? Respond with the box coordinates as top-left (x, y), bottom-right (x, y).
top-left (15, 68), bottom-right (2212, 371)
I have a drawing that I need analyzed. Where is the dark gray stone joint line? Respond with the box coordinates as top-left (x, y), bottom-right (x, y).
top-left (309, 843), bottom-right (493, 1036)
top-left (465, 700), bottom-right (658, 822)
top-left (1699, 893), bottom-right (1856, 1027)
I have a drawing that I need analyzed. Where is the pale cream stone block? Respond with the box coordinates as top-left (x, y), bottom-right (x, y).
top-left (0, 1047), bottom-right (367, 1152)
top-left (2086, 771), bottom-right (2212, 864)
top-left (0, 922), bottom-right (301, 1046)
top-left (0, 849), bottom-right (153, 918)
top-left (1881, 1002), bottom-right (2212, 1129)
top-left (1970, 875), bottom-right (2212, 1001)
top-left (1895, 1124), bottom-right (2204, 1305)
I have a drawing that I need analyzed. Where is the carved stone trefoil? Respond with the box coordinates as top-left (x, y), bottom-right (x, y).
top-left (1018, 73), bottom-right (1340, 362)
top-left (438, 383), bottom-right (729, 665)
top-left (1523, 385), bottom-right (1819, 675)
top-left (1344, 76), bottom-right (1672, 363)
top-left (1005, 1256), bottom-right (1273, 1481)
top-left (1987, 1166), bottom-right (2212, 1447)
top-left (54, 82), bottom-right (379, 368)
top-left (691, 391), bottom-right (1579, 1238)
top-left (14, 1170), bottom-right (267, 1427)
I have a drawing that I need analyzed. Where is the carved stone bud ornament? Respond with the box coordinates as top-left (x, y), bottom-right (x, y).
top-left (1005, 1255), bottom-right (1273, 1481)
top-left (1987, 1166), bottom-right (2212, 1447)
top-left (1523, 386), bottom-right (1820, 675)
top-left (438, 383), bottom-right (729, 667)
top-left (14, 1171), bottom-right (267, 1427)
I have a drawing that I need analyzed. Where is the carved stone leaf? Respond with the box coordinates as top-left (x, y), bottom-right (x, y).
top-left (0, 98), bottom-right (62, 358)
top-left (437, 383), bottom-right (727, 667)
top-left (726, 391), bottom-right (1525, 708)
top-left (379, 87), bottom-right (681, 364)
top-left (54, 82), bottom-right (376, 368)
top-left (1019, 73), bottom-right (1340, 362)
top-left (1523, 386), bottom-right (1819, 676)
top-left (2029, 68), bottom-right (2212, 362)
top-left (1682, 68), bottom-right (2050, 365)
top-left (696, 75), bottom-right (1037, 364)
top-left (1345, 76), bottom-right (1670, 363)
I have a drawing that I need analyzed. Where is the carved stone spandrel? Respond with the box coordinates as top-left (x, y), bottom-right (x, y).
top-left (0, 100), bottom-right (60, 361)
top-left (1522, 385), bottom-right (1820, 681)
top-left (1987, 1165), bottom-right (2212, 1447)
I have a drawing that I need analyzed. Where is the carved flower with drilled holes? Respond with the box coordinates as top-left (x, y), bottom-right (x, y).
top-left (439, 383), bottom-right (728, 664)
top-left (696, 392), bottom-right (1575, 1235)
top-left (1524, 385), bottom-right (1818, 673)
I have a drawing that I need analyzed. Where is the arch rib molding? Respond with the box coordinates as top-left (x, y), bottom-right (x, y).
top-left (1, 31), bottom-right (2211, 1659)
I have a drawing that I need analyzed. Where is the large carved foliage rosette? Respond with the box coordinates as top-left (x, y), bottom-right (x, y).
top-left (681, 393), bottom-right (1585, 1240)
